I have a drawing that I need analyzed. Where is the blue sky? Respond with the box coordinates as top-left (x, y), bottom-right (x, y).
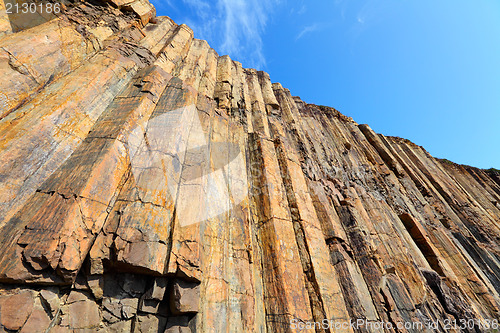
top-left (151, 0), bottom-right (500, 169)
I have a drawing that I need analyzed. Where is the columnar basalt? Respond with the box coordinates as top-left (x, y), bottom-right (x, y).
top-left (0, 1), bottom-right (499, 332)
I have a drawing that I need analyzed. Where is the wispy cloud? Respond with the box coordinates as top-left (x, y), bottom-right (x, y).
top-left (296, 23), bottom-right (321, 41)
top-left (183, 0), bottom-right (210, 17)
top-left (297, 5), bottom-right (307, 15)
top-left (152, 0), bottom-right (280, 70)
top-left (219, 0), bottom-right (274, 69)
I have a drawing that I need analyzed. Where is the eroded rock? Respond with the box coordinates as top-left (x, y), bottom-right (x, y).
top-left (0, 290), bottom-right (35, 330)
top-left (170, 280), bottom-right (200, 315)
top-left (0, 0), bottom-right (499, 332)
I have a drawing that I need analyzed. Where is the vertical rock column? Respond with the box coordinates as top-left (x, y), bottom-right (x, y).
top-left (0, 1), bottom-right (142, 120)
top-left (245, 73), bottom-right (317, 331)
top-left (0, 65), bottom-right (173, 283)
top-left (103, 76), bottom-right (198, 275)
top-left (383, 136), bottom-right (500, 320)
top-left (165, 38), bottom-right (213, 281)
top-left (0, 17), bottom-right (176, 229)
top-left (206, 54), bottom-right (267, 332)
top-left (268, 86), bottom-right (352, 331)
top-left (226, 112), bottom-right (267, 332)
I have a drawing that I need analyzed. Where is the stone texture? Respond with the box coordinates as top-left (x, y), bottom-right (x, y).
top-left (19, 297), bottom-right (51, 333)
top-left (0, 1), bottom-right (138, 121)
top-left (134, 314), bottom-right (167, 333)
top-left (60, 291), bottom-right (101, 329)
top-left (0, 290), bottom-right (35, 330)
top-left (170, 280), bottom-right (200, 315)
top-left (0, 0), bottom-right (499, 332)
top-left (0, 0), bottom-right (11, 37)
top-left (146, 278), bottom-right (168, 301)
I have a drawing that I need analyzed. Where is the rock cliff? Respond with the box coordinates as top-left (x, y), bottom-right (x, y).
top-left (0, 1), bottom-right (499, 332)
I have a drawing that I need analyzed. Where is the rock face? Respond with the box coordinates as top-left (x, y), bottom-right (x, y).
top-left (0, 1), bottom-right (499, 332)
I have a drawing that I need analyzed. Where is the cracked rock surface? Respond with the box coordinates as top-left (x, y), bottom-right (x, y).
top-left (0, 1), bottom-right (500, 332)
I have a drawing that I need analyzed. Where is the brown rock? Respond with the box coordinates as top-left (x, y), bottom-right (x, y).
top-left (0, 3), bottom-right (135, 121)
top-left (134, 314), bottom-right (167, 333)
top-left (0, 290), bottom-right (34, 330)
top-left (87, 275), bottom-right (104, 300)
top-left (123, 0), bottom-right (156, 26)
top-left (19, 297), bottom-right (51, 333)
top-left (146, 278), bottom-right (168, 301)
top-left (102, 320), bottom-right (133, 333)
top-left (39, 288), bottom-right (60, 316)
top-left (170, 280), bottom-right (200, 315)
top-left (61, 291), bottom-right (100, 329)
top-left (140, 299), bottom-right (160, 314)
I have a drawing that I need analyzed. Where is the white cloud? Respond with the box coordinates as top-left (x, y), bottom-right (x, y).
top-left (152, 0), bottom-right (279, 70)
top-left (218, 0), bottom-right (276, 69)
top-left (183, 0), bottom-right (210, 18)
top-left (296, 23), bottom-right (321, 41)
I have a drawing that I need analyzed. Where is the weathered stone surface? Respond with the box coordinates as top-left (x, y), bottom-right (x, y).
top-left (134, 314), bottom-right (167, 333)
top-left (170, 279), bottom-right (200, 315)
top-left (87, 275), bottom-right (104, 300)
top-left (0, 0), bottom-right (11, 37)
top-left (0, 290), bottom-right (35, 330)
top-left (19, 297), bottom-right (51, 333)
top-left (123, 0), bottom-right (156, 26)
top-left (0, 0), bottom-right (499, 332)
top-left (0, 22), bottom-right (176, 283)
top-left (155, 24), bottom-right (193, 73)
top-left (60, 291), bottom-right (101, 329)
top-left (39, 288), bottom-right (60, 316)
top-left (0, 1), bottom-right (152, 121)
top-left (146, 278), bottom-right (167, 301)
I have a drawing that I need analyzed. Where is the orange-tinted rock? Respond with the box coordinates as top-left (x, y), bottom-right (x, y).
top-left (0, 2), bottom-right (140, 121)
top-left (122, 0), bottom-right (156, 26)
top-left (0, 290), bottom-right (35, 330)
top-left (0, 1), bottom-right (12, 37)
